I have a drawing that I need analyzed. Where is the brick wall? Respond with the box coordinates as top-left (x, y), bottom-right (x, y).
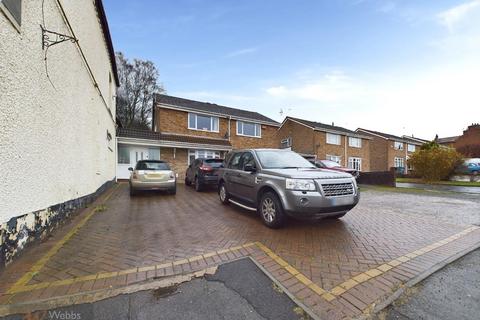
top-left (161, 147), bottom-right (189, 182)
top-left (347, 139), bottom-right (371, 172)
top-left (315, 131), bottom-right (345, 162)
top-left (156, 107), bottom-right (279, 150)
top-left (156, 108), bottom-right (230, 139)
top-left (387, 141), bottom-right (407, 169)
top-left (277, 120), bottom-right (315, 154)
top-left (230, 120), bottom-right (279, 149)
top-left (366, 135), bottom-right (389, 171)
top-left (454, 124), bottom-right (480, 157)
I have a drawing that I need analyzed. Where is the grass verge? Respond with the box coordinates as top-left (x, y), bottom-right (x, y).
top-left (396, 178), bottom-right (480, 187)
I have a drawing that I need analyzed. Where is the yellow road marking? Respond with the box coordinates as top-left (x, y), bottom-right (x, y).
top-left (6, 205), bottom-right (478, 304)
top-left (254, 226), bottom-right (478, 302)
top-left (7, 184), bottom-right (121, 294)
top-left (7, 242), bottom-right (256, 294)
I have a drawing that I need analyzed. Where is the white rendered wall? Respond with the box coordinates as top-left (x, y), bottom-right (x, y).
top-left (0, 0), bottom-right (117, 223)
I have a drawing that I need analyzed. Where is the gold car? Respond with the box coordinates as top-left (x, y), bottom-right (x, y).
top-left (129, 160), bottom-right (176, 196)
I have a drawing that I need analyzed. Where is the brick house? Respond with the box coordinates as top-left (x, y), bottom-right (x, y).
top-left (451, 123), bottom-right (480, 157)
top-left (356, 129), bottom-right (427, 173)
top-left (277, 117), bottom-right (371, 172)
top-left (117, 94), bottom-right (280, 180)
top-left (437, 136), bottom-right (458, 148)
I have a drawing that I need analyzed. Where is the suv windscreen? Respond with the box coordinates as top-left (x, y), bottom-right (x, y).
top-left (204, 159), bottom-right (224, 168)
top-left (136, 161), bottom-right (170, 170)
top-left (256, 150), bottom-right (315, 169)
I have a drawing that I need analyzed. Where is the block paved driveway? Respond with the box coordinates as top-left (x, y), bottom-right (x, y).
top-left (1, 183), bottom-right (479, 319)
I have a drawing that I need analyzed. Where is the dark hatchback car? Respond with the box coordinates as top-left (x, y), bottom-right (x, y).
top-left (185, 158), bottom-right (224, 191)
top-left (313, 160), bottom-right (359, 178)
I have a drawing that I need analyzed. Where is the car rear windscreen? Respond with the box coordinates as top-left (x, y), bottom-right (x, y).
top-left (136, 162), bottom-right (171, 170)
top-left (204, 159), bottom-right (224, 168)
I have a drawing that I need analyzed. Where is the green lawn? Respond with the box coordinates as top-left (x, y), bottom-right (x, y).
top-left (396, 177), bottom-right (480, 187)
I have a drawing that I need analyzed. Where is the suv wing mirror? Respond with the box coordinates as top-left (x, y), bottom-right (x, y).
top-left (244, 164), bottom-right (256, 172)
top-left (128, 167), bottom-right (133, 171)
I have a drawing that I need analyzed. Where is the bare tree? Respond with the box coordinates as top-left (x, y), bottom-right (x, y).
top-left (116, 52), bottom-right (164, 129)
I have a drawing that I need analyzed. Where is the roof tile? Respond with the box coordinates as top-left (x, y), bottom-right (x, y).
top-left (155, 94), bottom-right (279, 125)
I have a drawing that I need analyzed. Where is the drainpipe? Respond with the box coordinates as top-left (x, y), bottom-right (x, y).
top-left (344, 136), bottom-right (347, 166)
top-left (115, 136), bottom-right (118, 182)
top-left (405, 143), bottom-right (408, 174)
top-left (228, 116), bottom-right (231, 141)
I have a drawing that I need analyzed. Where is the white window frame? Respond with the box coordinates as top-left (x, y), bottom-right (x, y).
top-left (407, 144), bottom-right (415, 152)
top-left (348, 137), bottom-right (362, 148)
top-left (281, 137), bottom-right (292, 148)
top-left (326, 133), bottom-right (341, 145)
top-left (236, 121), bottom-right (261, 138)
top-left (117, 146), bottom-right (130, 164)
top-left (326, 154), bottom-right (342, 165)
top-left (394, 141), bottom-right (404, 150)
top-left (394, 157), bottom-right (405, 168)
top-left (188, 113), bottom-right (219, 132)
top-left (188, 149), bottom-right (221, 165)
top-left (348, 157), bottom-right (362, 171)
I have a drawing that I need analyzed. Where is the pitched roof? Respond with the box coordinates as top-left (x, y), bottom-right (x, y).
top-left (117, 128), bottom-right (232, 147)
top-left (357, 129), bottom-right (428, 145)
top-left (155, 94), bottom-right (280, 125)
top-left (285, 117), bottom-right (361, 136)
top-left (402, 135), bottom-right (430, 145)
top-left (356, 128), bottom-right (405, 141)
top-left (437, 136), bottom-right (459, 144)
top-left (95, 0), bottom-right (119, 86)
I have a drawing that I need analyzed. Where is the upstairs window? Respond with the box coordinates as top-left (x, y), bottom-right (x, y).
top-left (188, 113), bottom-right (219, 132)
top-left (394, 141), bottom-right (404, 150)
top-left (1, 0), bottom-right (22, 29)
top-left (407, 144), bottom-right (416, 152)
top-left (348, 137), bottom-right (362, 148)
top-left (326, 133), bottom-right (341, 145)
top-left (237, 121), bottom-right (261, 137)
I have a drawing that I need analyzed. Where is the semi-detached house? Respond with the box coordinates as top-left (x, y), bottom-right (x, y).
top-left (117, 94), bottom-right (280, 180)
top-left (356, 129), bottom-right (428, 174)
top-left (277, 117), bottom-right (371, 172)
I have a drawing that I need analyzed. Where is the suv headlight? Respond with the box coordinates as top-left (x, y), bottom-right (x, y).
top-left (285, 179), bottom-right (316, 191)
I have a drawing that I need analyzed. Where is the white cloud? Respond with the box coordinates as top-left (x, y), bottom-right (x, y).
top-left (225, 47), bottom-right (258, 58)
top-left (262, 63), bottom-right (480, 138)
top-left (265, 71), bottom-right (364, 103)
top-left (437, 0), bottom-right (480, 31)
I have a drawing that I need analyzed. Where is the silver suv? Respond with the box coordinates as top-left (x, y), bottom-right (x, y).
top-left (218, 149), bottom-right (359, 228)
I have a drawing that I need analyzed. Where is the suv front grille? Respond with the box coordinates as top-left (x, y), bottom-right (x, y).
top-left (321, 183), bottom-right (354, 197)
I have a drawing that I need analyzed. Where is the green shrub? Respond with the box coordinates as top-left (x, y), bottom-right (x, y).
top-left (408, 145), bottom-right (463, 182)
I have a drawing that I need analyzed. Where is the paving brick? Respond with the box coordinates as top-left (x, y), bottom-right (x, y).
top-left (1, 184), bottom-right (478, 320)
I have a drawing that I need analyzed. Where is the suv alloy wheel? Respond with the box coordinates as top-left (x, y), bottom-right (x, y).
top-left (259, 191), bottom-right (286, 228)
top-left (218, 182), bottom-right (230, 205)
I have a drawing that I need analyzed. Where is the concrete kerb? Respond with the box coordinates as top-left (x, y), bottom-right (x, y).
top-left (248, 256), bottom-right (321, 320)
top-left (354, 234), bottom-right (480, 320)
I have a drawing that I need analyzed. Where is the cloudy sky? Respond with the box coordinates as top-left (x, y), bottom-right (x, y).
top-left (104, 0), bottom-right (480, 139)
